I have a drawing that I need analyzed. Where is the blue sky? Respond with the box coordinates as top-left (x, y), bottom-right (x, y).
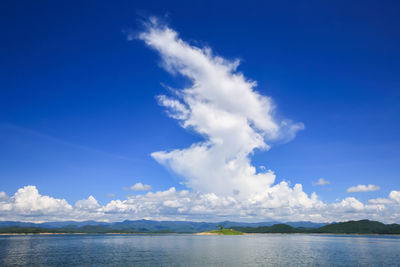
top-left (1, 0), bottom-right (400, 222)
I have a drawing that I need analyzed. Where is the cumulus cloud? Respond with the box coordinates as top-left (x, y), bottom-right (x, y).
top-left (131, 183), bottom-right (152, 191)
top-left (1, 185), bottom-right (400, 223)
top-left (313, 178), bottom-right (330, 186)
top-left (0, 186), bottom-right (73, 221)
top-left (333, 197), bottom-right (364, 211)
top-left (389, 190), bottom-right (400, 203)
top-left (0, 192), bottom-right (9, 201)
top-left (347, 184), bottom-right (380, 193)
top-left (75, 196), bottom-right (101, 210)
top-left (139, 18), bottom-right (304, 199)
top-left (369, 190), bottom-right (400, 205)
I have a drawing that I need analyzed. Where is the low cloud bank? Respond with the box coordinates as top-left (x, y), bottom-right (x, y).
top-left (1, 185), bottom-right (400, 223)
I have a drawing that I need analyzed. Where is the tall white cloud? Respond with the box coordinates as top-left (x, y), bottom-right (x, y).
top-left (139, 18), bottom-right (304, 199)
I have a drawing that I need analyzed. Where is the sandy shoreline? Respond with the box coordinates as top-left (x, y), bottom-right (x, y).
top-left (194, 232), bottom-right (222, 235)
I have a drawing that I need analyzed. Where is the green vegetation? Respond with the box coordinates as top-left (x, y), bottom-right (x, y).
top-left (233, 220), bottom-right (400, 234)
top-left (204, 228), bottom-right (244, 235)
top-left (196, 225), bottom-right (244, 235)
top-left (314, 220), bottom-right (400, 234)
top-left (234, 223), bottom-right (302, 233)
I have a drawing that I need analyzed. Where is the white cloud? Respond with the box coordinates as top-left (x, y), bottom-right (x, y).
top-left (75, 196), bottom-right (101, 210)
top-left (313, 178), bottom-right (330, 186)
top-left (1, 185), bottom-right (400, 223)
top-left (369, 190), bottom-right (400, 205)
top-left (130, 183), bottom-right (152, 191)
top-left (389, 190), bottom-right (400, 203)
top-left (0, 192), bottom-right (9, 201)
top-left (333, 197), bottom-right (364, 211)
top-left (347, 184), bottom-right (380, 193)
top-left (139, 18), bottom-right (304, 199)
top-left (369, 198), bottom-right (393, 205)
top-left (0, 186), bottom-right (73, 221)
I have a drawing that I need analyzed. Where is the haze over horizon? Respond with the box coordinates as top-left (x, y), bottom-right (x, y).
top-left (1, 1), bottom-right (400, 223)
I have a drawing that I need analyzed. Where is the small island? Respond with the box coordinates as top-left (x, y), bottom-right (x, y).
top-left (195, 225), bottom-right (244, 235)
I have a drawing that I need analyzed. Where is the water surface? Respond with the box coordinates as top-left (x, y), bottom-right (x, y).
top-left (1, 234), bottom-right (399, 266)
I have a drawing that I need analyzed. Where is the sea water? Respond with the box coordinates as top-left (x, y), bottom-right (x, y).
top-left (1, 234), bottom-right (399, 266)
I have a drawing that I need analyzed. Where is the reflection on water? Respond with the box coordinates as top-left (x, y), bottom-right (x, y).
top-left (1, 234), bottom-right (399, 266)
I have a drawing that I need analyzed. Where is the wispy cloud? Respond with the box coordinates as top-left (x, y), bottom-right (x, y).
top-left (347, 184), bottom-right (380, 193)
top-left (130, 183), bottom-right (152, 191)
top-left (1, 123), bottom-right (140, 162)
top-left (313, 178), bottom-right (330, 186)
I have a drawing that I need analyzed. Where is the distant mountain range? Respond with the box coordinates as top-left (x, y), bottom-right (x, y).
top-left (0, 219), bottom-right (326, 233)
top-left (1, 219), bottom-right (399, 234)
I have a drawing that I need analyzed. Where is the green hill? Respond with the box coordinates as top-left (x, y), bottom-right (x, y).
top-left (233, 224), bottom-right (301, 233)
top-left (315, 220), bottom-right (400, 234)
top-left (233, 220), bottom-right (400, 234)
